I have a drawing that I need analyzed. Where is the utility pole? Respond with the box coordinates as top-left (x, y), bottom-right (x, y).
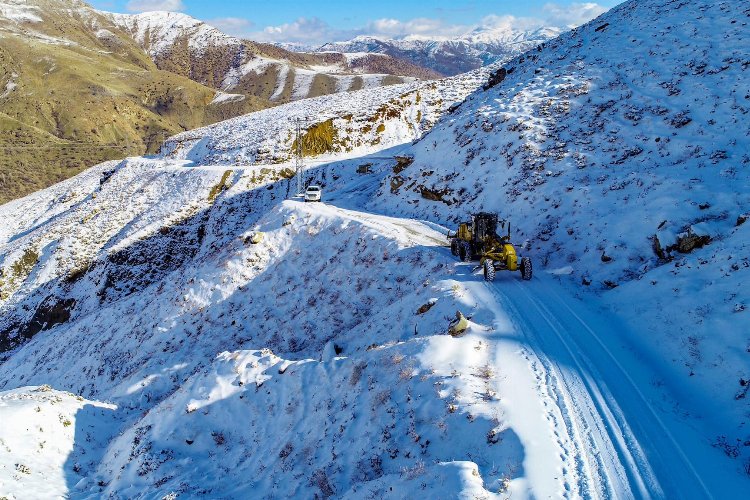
top-left (293, 117), bottom-right (314, 197)
top-left (295, 118), bottom-right (303, 196)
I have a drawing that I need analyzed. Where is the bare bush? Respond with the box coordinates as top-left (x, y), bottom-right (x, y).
top-left (400, 460), bottom-right (426, 480)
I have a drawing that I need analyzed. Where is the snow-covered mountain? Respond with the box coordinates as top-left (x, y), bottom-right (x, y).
top-left (368, 0), bottom-right (750, 485)
top-left (317, 26), bottom-right (562, 76)
top-left (106, 10), bottom-right (441, 101)
top-left (1, 0), bottom-right (749, 497)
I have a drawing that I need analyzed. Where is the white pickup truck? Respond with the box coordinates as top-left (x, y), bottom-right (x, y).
top-left (304, 185), bottom-right (322, 202)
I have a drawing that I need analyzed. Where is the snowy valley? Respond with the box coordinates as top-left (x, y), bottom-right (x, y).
top-left (0, 0), bottom-right (749, 498)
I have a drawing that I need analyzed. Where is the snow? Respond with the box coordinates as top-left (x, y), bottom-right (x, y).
top-left (546, 265), bottom-right (574, 276)
top-left (334, 74), bottom-right (356, 93)
top-left (0, 184), bottom-right (561, 496)
top-left (209, 91), bottom-right (245, 105)
top-left (94, 28), bottom-right (116, 40)
top-left (270, 63), bottom-right (289, 101)
top-left (341, 51), bottom-right (387, 64)
top-left (108, 11), bottom-right (237, 57)
top-left (360, 74), bottom-right (385, 90)
top-left (291, 68), bottom-right (316, 101)
top-left (0, 72), bottom-right (17, 99)
top-left (1, 0), bottom-right (749, 497)
top-left (0, 3), bottom-right (41, 23)
top-left (220, 55), bottom-right (274, 89)
top-left (0, 386), bottom-right (116, 499)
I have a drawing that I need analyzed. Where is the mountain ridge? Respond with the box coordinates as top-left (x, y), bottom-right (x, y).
top-left (315, 25), bottom-right (563, 76)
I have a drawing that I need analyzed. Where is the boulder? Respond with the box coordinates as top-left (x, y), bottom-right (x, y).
top-left (245, 232), bottom-right (264, 245)
top-left (356, 163), bottom-right (373, 174)
top-left (673, 230), bottom-right (711, 254)
top-left (483, 68), bottom-right (507, 90)
top-left (449, 311), bottom-right (469, 337)
top-left (393, 155), bottom-right (414, 174)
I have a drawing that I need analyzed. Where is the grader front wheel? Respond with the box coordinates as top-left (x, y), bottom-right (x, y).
top-left (483, 260), bottom-right (496, 282)
top-left (520, 257), bottom-right (533, 281)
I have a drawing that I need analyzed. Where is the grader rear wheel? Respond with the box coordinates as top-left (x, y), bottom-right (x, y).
top-left (483, 259), bottom-right (496, 282)
top-left (451, 239), bottom-right (459, 256)
top-left (460, 242), bottom-right (472, 262)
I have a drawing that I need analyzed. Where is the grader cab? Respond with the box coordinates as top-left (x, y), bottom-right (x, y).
top-left (449, 212), bottom-right (532, 281)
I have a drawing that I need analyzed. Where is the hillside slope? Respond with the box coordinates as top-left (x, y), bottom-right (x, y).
top-left (160, 68), bottom-right (488, 166)
top-left (0, 68), bottom-right (488, 356)
top-left (365, 0), bottom-right (750, 480)
top-left (0, 159), bottom-right (577, 497)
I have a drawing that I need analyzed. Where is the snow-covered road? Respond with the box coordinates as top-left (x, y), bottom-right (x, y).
top-left (478, 270), bottom-right (744, 498)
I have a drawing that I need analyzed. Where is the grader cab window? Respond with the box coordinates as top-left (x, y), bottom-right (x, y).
top-left (473, 213), bottom-right (498, 241)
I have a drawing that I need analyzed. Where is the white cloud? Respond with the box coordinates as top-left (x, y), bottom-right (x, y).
top-left (478, 14), bottom-right (546, 33)
top-left (543, 2), bottom-right (609, 28)
top-left (236, 3), bottom-right (610, 45)
top-left (364, 17), bottom-right (468, 39)
top-left (252, 17), bottom-right (346, 45)
top-left (126, 0), bottom-right (184, 13)
top-left (208, 17), bottom-right (254, 37)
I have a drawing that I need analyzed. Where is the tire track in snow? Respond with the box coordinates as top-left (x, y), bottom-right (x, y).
top-left (515, 281), bottom-right (713, 499)
top-left (485, 280), bottom-right (619, 499)
top-left (510, 280), bottom-right (653, 498)
top-left (517, 346), bottom-right (580, 498)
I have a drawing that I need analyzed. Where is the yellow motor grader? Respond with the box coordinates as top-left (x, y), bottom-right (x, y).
top-left (449, 212), bottom-right (532, 281)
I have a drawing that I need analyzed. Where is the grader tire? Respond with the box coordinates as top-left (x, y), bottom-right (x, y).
top-left (520, 257), bottom-right (533, 281)
top-left (483, 260), bottom-right (496, 282)
top-left (460, 242), bottom-right (472, 262)
top-left (450, 239), bottom-right (459, 256)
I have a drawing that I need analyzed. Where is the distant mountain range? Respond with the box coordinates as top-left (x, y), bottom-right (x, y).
top-left (314, 27), bottom-right (562, 76)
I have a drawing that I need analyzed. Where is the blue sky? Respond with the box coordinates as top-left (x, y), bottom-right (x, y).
top-left (89, 0), bottom-right (621, 44)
